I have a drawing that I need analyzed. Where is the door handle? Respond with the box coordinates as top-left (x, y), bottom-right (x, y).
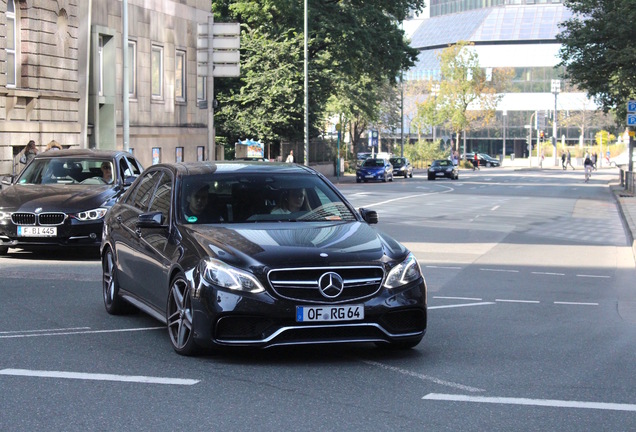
top-left (135, 228), bottom-right (142, 238)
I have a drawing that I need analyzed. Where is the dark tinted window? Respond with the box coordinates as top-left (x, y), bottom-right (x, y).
top-left (148, 173), bottom-right (172, 218)
top-left (129, 170), bottom-right (162, 211)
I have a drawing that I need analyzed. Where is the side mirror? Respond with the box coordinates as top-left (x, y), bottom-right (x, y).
top-left (358, 207), bottom-right (378, 225)
top-left (123, 175), bottom-right (138, 187)
top-left (136, 211), bottom-right (166, 228)
top-left (1, 175), bottom-right (14, 186)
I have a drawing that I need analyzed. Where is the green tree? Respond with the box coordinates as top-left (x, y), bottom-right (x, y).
top-left (211, 0), bottom-right (425, 154)
top-left (435, 41), bottom-right (503, 154)
top-left (557, 0), bottom-right (636, 120)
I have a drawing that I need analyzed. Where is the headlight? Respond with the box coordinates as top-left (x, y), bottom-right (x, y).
top-left (74, 208), bottom-right (108, 221)
top-left (201, 258), bottom-right (265, 293)
top-left (0, 211), bottom-right (13, 221)
top-left (384, 253), bottom-right (422, 289)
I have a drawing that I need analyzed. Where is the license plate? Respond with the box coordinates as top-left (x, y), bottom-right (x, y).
top-left (436, 172), bottom-right (445, 176)
top-left (365, 175), bottom-right (374, 178)
top-left (296, 305), bottom-right (364, 322)
top-left (17, 226), bottom-right (57, 237)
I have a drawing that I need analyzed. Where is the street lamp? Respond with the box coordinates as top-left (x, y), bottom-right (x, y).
top-left (303, 0), bottom-right (309, 166)
top-left (502, 110), bottom-right (507, 162)
top-left (551, 79), bottom-right (561, 165)
top-left (431, 83), bottom-right (440, 145)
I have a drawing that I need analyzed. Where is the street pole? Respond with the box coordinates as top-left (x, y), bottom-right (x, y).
top-left (303, 0), bottom-right (309, 166)
top-left (400, 73), bottom-right (404, 157)
top-left (502, 110), bottom-right (507, 163)
top-left (552, 79), bottom-right (560, 166)
top-left (122, 0), bottom-right (129, 152)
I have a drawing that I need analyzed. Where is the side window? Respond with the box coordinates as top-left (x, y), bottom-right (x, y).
top-left (129, 171), bottom-right (162, 211)
top-left (148, 174), bottom-right (172, 219)
top-left (125, 156), bottom-right (143, 176)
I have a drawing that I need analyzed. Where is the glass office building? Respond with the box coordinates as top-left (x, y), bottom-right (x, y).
top-left (404, 1), bottom-right (606, 158)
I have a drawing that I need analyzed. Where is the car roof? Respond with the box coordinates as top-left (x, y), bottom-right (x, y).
top-left (34, 148), bottom-right (133, 160)
top-left (151, 161), bottom-right (320, 177)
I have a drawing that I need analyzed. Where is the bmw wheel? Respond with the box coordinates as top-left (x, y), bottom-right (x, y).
top-left (0, 246), bottom-right (8, 255)
top-left (102, 247), bottom-right (133, 315)
top-left (167, 274), bottom-right (199, 356)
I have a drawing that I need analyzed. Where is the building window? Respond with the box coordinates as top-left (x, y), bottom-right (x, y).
top-left (151, 45), bottom-right (163, 99)
top-left (197, 146), bottom-right (205, 161)
top-left (175, 49), bottom-right (186, 102)
top-left (152, 147), bottom-right (161, 165)
top-left (175, 147), bottom-right (184, 162)
top-left (197, 76), bottom-right (206, 103)
top-left (128, 40), bottom-right (137, 98)
top-left (98, 35), bottom-right (104, 96)
top-left (6, 0), bottom-right (17, 87)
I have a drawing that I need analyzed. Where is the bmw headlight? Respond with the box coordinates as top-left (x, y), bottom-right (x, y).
top-left (384, 253), bottom-right (423, 289)
top-left (0, 211), bottom-right (13, 221)
top-left (201, 258), bottom-right (265, 293)
top-left (74, 208), bottom-right (108, 221)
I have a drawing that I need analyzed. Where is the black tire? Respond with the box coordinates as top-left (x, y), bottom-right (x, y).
top-left (167, 274), bottom-right (200, 356)
top-left (389, 173), bottom-right (393, 182)
top-left (428, 175), bottom-right (435, 181)
top-left (356, 178), bottom-right (361, 183)
top-left (0, 246), bottom-right (8, 255)
top-left (375, 337), bottom-right (422, 350)
top-left (102, 247), bottom-right (133, 315)
top-left (382, 174), bottom-right (387, 182)
top-left (409, 172), bottom-right (413, 178)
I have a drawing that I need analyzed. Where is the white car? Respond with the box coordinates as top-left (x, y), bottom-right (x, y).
top-left (610, 151), bottom-right (635, 167)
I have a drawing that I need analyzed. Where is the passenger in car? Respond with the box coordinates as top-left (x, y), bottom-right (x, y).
top-left (101, 162), bottom-right (113, 183)
top-left (183, 184), bottom-right (224, 223)
top-left (271, 188), bottom-right (309, 214)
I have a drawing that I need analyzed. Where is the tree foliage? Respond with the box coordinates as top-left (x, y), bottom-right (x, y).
top-left (557, 0), bottom-right (636, 120)
top-left (211, 0), bottom-right (425, 150)
top-left (433, 41), bottom-right (505, 153)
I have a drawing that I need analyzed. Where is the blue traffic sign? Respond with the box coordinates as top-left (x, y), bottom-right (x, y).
top-left (628, 114), bottom-right (636, 126)
top-left (628, 100), bottom-right (636, 113)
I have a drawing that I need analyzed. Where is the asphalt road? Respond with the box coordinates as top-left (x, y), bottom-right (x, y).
top-left (1, 168), bottom-right (635, 431)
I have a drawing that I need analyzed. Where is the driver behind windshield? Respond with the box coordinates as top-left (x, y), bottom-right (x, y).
top-left (100, 162), bottom-right (113, 183)
top-left (271, 188), bottom-right (309, 214)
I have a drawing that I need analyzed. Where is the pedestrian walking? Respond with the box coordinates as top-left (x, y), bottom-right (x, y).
top-left (285, 149), bottom-right (294, 163)
top-left (592, 152), bottom-right (597, 171)
top-left (566, 150), bottom-right (575, 170)
top-left (583, 153), bottom-right (593, 182)
top-left (473, 152), bottom-right (479, 171)
top-left (561, 151), bottom-right (566, 170)
top-left (20, 140), bottom-right (38, 165)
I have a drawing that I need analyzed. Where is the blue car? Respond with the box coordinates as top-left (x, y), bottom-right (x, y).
top-left (356, 158), bottom-right (394, 183)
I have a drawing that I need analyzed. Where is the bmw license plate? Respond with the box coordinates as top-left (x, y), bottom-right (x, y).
top-left (17, 226), bottom-right (57, 237)
top-left (296, 305), bottom-right (364, 322)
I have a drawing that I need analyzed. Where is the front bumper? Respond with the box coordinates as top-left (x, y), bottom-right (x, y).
top-left (189, 278), bottom-right (427, 349)
top-left (0, 218), bottom-right (104, 249)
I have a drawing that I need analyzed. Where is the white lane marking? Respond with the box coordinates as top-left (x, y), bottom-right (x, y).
top-left (0, 326), bottom-right (164, 339)
top-left (576, 274), bottom-right (611, 278)
top-left (554, 301), bottom-right (599, 306)
top-left (426, 265), bottom-right (461, 269)
top-left (0, 327), bottom-right (90, 335)
top-left (363, 185), bottom-right (454, 207)
top-left (434, 296), bottom-right (482, 301)
top-left (362, 361), bottom-right (484, 393)
top-left (491, 205), bottom-right (500, 211)
top-left (495, 299), bottom-right (540, 304)
top-left (429, 302), bottom-right (495, 310)
top-left (479, 268), bottom-right (519, 273)
top-left (422, 393), bottom-right (636, 412)
top-left (0, 369), bottom-right (199, 386)
top-left (532, 272), bottom-right (565, 276)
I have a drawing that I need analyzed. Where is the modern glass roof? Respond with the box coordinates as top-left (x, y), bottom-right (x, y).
top-left (409, 4), bottom-right (573, 50)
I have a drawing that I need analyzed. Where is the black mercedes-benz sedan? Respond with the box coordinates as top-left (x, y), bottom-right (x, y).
top-left (101, 162), bottom-right (427, 355)
top-left (0, 149), bottom-right (143, 255)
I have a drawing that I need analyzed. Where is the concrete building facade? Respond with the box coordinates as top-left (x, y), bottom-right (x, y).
top-left (0, 0), bottom-right (213, 175)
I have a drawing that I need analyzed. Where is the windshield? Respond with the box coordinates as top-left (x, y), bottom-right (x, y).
top-left (390, 158), bottom-right (405, 167)
top-left (362, 159), bottom-right (384, 167)
top-left (17, 158), bottom-right (116, 185)
top-left (179, 173), bottom-right (358, 224)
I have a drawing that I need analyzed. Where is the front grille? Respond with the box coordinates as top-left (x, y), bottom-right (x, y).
top-left (11, 213), bottom-right (36, 225)
top-left (38, 213), bottom-right (66, 226)
top-left (10, 212), bottom-right (66, 226)
top-left (268, 266), bottom-right (384, 304)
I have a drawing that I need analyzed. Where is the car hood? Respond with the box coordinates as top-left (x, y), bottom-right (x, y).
top-left (0, 184), bottom-right (118, 213)
top-left (184, 221), bottom-right (408, 270)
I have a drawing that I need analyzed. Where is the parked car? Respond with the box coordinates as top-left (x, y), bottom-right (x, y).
top-left (389, 157), bottom-right (413, 178)
top-left (464, 153), bottom-right (501, 167)
top-left (0, 149), bottom-right (143, 255)
top-left (356, 158), bottom-right (394, 183)
top-left (101, 162), bottom-right (427, 355)
top-left (427, 159), bottom-right (459, 180)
